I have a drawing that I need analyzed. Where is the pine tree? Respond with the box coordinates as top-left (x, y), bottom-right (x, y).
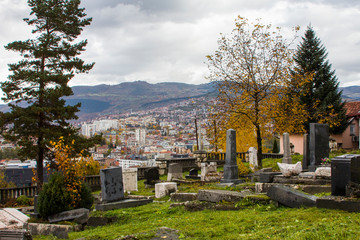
top-left (293, 26), bottom-right (347, 134)
top-left (0, 0), bottom-right (95, 190)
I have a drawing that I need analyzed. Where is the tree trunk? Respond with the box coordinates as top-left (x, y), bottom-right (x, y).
top-left (37, 137), bottom-right (44, 192)
top-left (256, 124), bottom-right (263, 168)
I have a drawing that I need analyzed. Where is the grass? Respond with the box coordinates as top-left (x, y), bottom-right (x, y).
top-left (34, 201), bottom-right (360, 240)
top-left (33, 158), bottom-right (360, 239)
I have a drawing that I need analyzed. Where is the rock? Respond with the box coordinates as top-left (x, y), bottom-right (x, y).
top-left (315, 167), bottom-right (331, 177)
top-left (277, 162), bottom-right (302, 177)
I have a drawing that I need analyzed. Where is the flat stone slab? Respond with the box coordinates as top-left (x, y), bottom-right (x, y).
top-left (27, 223), bottom-right (81, 239)
top-left (95, 199), bottom-right (153, 211)
top-left (316, 196), bottom-right (360, 212)
top-left (0, 230), bottom-right (32, 239)
top-left (0, 208), bottom-right (30, 230)
top-left (273, 175), bottom-right (331, 185)
top-left (48, 208), bottom-right (89, 224)
top-left (267, 185), bottom-right (317, 208)
top-left (259, 172), bottom-right (282, 183)
top-left (170, 193), bottom-right (198, 202)
top-left (197, 189), bottom-right (253, 203)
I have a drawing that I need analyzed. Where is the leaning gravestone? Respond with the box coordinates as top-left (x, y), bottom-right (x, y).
top-left (100, 167), bottom-right (124, 203)
top-left (221, 129), bottom-right (242, 184)
top-left (308, 123), bottom-right (329, 172)
top-left (122, 168), bottom-right (138, 192)
top-left (282, 133), bottom-right (292, 164)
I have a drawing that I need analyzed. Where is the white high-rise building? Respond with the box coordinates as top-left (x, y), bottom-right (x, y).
top-left (81, 119), bottom-right (118, 137)
top-left (135, 128), bottom-right (146, 146)
top-left (81, 123), bottom-right (96, 137)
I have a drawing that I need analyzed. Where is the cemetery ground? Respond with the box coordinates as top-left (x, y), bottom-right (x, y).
top-left (29, 155), bottom-right (360, 240)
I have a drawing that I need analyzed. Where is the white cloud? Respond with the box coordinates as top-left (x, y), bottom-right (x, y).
top-left (1, 0), bottom-right (359, 91)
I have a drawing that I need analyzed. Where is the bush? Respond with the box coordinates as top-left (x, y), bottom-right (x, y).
top-left (16, 195), bottom-right (32, 206)
top-left (38, 172), bottom-right (93, 218)
top-left (237, 158), bottom-right (251, 175)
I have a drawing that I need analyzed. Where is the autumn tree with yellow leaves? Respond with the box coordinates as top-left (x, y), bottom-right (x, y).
top-left (207, 17), bottom-right (307, 168)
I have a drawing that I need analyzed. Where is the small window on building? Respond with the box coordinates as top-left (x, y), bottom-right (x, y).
top-left (350, 123), bottom-right (356, 136)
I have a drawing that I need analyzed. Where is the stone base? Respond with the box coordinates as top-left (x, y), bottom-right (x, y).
top-left (155, 182), bottom-right (177, 198)
top-left (95, 199), bottom-right (153, 211)
top-left (185, 175), bottom-right (201, 180)
top-left (220, 179), bottom-right (244, 184)
top-left (317, 197), bottom-right (360, 212)
top-left (197, 189), bottom-right (252, 203)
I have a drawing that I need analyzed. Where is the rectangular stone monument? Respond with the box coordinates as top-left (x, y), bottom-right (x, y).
top-left (331, 154), bottom-right (360, 196)
top-left (185, 168), bottom-right (200, 180)
top-left (122, 168), bottom-right (138, 192)
top-left (282, 133), bottom-right (292, 164)
top-left (302, 133), bottom-right (310, 170)
top-left (248, 147), bottom-right (258, 171)
top-left (309, 123), bottom-right (329, 172)
top-left (167, 163), bottom-right (183, 181)
top-left (100, 167), bottom-right (124, 203)
top-left (221, 129), bottom-right (242, 184)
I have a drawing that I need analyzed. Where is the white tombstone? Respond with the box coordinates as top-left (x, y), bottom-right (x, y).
top-left (155, 182), bottom-right (177, 198)
top-left (122, 168), bottom-right (138, 192)
top-left (248, 147), bottom-right (258, 171)
top-left (201, 162), bottom-right (217, 181)
top-left (315, 167), bottom-right (331, 177)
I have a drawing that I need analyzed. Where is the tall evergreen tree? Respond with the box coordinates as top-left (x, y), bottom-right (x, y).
top-left (0, 0), bottom-right (95, 190)
top-left (293, 26), bottom-right (347, 134)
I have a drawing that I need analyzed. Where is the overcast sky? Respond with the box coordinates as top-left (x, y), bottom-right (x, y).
top-left (1, 0), bottom-right (360, 90)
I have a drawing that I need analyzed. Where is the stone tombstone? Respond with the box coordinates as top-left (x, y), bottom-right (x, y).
top-left (122, 168), bottom-right (138, 192)
top-left (100, 167), bottom-right (124, 203)
top-left (309, 123), bottom-right (329, 172)
top-left (144, 167), bottom-right (159, 185)
top-left (167, 163), bottom-right (183, 181)
top-left (248, 147), bottom-right (258, 171)
top-left (331, 154), bottom-right (360, 196)
top-left (302, 133), bottom-right (310, 170)
top-left (221, 129), bottom-right (240, 183)
top-left (282, 133), bottom-right (292, 164)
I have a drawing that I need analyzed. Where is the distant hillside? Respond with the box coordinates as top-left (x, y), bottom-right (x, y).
top-left (1, 82), bottom-right (359, 121)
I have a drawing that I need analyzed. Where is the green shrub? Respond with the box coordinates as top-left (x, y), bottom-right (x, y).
top-left (16, 195), bottom-right (32, 206)
top-left (38, 172), bottom-right (94, 218)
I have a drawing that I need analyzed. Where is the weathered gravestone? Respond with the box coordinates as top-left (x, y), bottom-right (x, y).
top-left (248, 147), bottom-right (258, 171)
top-left (201, 162), bottom-right (220, 181)
top-left (331, 154), bottom-right (360, 196)
top-left (144, 167), bottom-right (159, 186)
top-left (96, 167), bottom-right (153, 211)
top-left (122, 168), bottom-right (138, 192)
top-left (221, 129), bottom-right (242, 184)
top-left (167, 163), bottom-right (183, 181)
top-left (282, 133), bottom-right (292, 164)
top-left (100, 167), bottom-right (124, 203)
top-left (309, 123), bottom-right (329, 172)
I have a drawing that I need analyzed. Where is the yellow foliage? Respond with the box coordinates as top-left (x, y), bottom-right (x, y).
top-left (47, 137), bottom-right (97, 207)
top-left (237, 158), bottom-right (251, 176)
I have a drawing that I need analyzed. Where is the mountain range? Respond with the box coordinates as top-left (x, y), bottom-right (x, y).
top-left (0, 81), bottom-right (359, 121)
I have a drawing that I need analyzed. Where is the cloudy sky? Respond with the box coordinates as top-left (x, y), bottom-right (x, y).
top-left (1, 0), bottom-right (360, 89)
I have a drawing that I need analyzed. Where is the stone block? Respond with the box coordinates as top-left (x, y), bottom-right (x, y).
top-left (95, 199), bottom-right (153, 211)
top-left (197, 189), bottom-right (252, 203)
top-left (155, 182), bottom-right (177, 198)
top-left (170, 193), bottom-right (198, 202)
top-left (48, 208), bottom-right (89, 224)
top-left (122, 168), bottom-right (138, 192)
top-left (27, 223), bottom-right (81, 239)
top-left (300, 185), bottom-right (331, 195)
top-left (0, 208), bottom-right (30, 230)
top-left (277, 162), bottom-right (302, 177)
top-left (255, 183), bottom-right (281, 193)
top-left (267, 185), bottom-right (317, 208)
top-left (259, 172), bottom-right (282, 183)
top-left (0, 230), bottom-right (32, 240)
top-left (144, 167), bottom-right (159, 185)
top-left (100, 167), bottom-right (124, 203)
top-left (317, 197), bottom-right (360, 212)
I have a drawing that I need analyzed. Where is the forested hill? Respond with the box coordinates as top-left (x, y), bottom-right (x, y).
top-left (0, 81), bottom-right (359, 120)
